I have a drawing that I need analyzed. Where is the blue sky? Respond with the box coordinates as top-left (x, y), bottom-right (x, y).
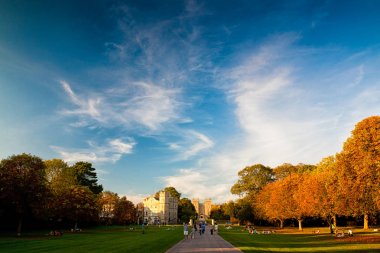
top-left (1, 0), bottom-right (380, 203)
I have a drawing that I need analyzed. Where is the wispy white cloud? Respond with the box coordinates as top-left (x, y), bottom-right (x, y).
top-left (60, 81), bottom-right (183, 132)
top-left (51, 138), bottom-right (135, 164)
top-left (168, 130), bottom-right (214, 160)
top-left (106, 0), bottom-right (213, 84)
top-left (60, 80), bottom-right (102, 120)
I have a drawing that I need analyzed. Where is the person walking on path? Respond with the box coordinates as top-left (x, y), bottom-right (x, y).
top-left (183, 223), bottom-right (189, 239)
top-left (190, 225), bottom-right (195, 239)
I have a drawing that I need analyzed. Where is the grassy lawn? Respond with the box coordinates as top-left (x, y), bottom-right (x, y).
top-left (0, 225), bottom-right (183, 253)
top-left (219, 226), bottom-right (380, 253)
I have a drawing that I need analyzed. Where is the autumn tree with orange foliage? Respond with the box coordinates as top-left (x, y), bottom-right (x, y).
top-left (256, 179), bottom-right (294, 229)
top-left (234, 116), bottom-right (379, 230)
top-left (99, 191), bottom-right (119, 224)
top-left (336, 116), bottom-right (380, 229)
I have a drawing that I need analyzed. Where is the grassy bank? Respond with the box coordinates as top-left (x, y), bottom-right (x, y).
top-left (0, 225), bottom-right (182, 253)
top-left (219, 226), bottom-right (380, 253)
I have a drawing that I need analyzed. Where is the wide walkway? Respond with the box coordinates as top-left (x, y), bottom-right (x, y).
top-left (165, 226), bottom-right (243, 253)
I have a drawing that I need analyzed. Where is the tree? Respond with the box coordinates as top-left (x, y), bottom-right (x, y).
top-left (113, 197), bottom-right (136, 225)
top-left (314, 156), bottom-right (341, 232)
top-left (70, 162), bottom-right (103, 194)
top-left (336, 116), bottom-right (380, 229)
top-left (44, 159), bottom-right (76, 192)
top-left (99, 191), bottom-right (119, 224)
top-left (56, 185), bottom-right (100, 229)
top-left (235, 198), bottom-right (255, 224)
top-left (231, 164), bottom-right (274, 196)
top-left (292, 173), bottom-right (320, 231)
top-left (273, 163), bottom-right (316, 180)
top-left (178, 198), bottom-right (196, 223)
top-left (295, 163), bottom-right (317, 174)
top-left (256, 183), bottom-right (285, 228)
top-left (273, 163), bottom-right (298, 180)
top-left (222, 201), bottom-right (238, 222)
top-left (0, 154), bottom-right (49, 235)
top-left (256, 179), bottom-right (296, 229)
top-left (209, 206), bottom-right (230, 220)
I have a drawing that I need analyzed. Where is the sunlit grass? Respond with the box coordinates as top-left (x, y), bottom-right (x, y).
top-left (0, 225), bottom-right (183, 253)
top-left (219, 226), bottom-right (380, 253)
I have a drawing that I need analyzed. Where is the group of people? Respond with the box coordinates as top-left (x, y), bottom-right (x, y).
top-left (183, 222), bottom-right (218, 239)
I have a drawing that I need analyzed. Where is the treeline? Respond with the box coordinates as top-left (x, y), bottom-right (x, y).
top-left (0, 156), bottom-right (136, 235)
top-left (211, 116), bottom-right (380, 230)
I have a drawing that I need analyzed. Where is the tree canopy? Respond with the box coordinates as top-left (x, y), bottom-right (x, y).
top-left (178, 198), bottom-right (196, 223)
top-left (336, 116), bottom-right (380, 229)
top-left (0, 153), bottom-right (49, 235)
top-left (70, 162), bottom-right (103, 194)
top-left (231, 164), bottom-right (274, 196)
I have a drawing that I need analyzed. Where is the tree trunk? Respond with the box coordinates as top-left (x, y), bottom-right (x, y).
top-left (364, 214), bottom-right (369, 230)
top-left (298, 219), bottom-right (303, 231)
top-left (333, 215), bottom-right (337, 227)
top-left (279, 219), bottom-right (284, 229)
top-left (17, 218), bottom-right (23, 236)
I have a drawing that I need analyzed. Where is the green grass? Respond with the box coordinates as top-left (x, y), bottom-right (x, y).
top-left (219, 226), bottom-right (380, 253)
top-left (0, 225), bottom-right (183, 253)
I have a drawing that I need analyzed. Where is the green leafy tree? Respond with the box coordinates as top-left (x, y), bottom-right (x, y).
top-left (210, 205), bottom-right (230, 220)
top-left (0, 154), bottom-right (48, 236)
top-left (336, 116), bottom-right (380, 229)
top-left (273, 163), bottom-right (298, 180)
top-left (44, 159), bottom-right (76, 192)
top-left (178, 198), bottom-right (196, 223)
top-left (70, 162), bottom-right (103, 194)
top-left (273, 163), bottom-right (316, 180)
top-left (236, 199), bottom-right (255, 224)
top-left (231, 164), bottom-right (274, 197)
top-left (222, 201), bottom-right (238, 222)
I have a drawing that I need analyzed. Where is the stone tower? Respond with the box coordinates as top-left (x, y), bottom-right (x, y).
top-left (192, 198), bottom-right (200, 215)
top-left (204, 198), bottom-right (212, 217)
top-left (159, 191), bottom-right (169, 223)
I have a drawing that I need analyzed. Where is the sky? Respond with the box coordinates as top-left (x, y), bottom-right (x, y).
top-left (1, 0), bottom-right (380, 204)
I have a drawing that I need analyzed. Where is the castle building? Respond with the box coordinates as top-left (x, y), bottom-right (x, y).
top-left (191, 198), bottom-right (212, 219)
top-left (143, 191), bottom-right (178, 225)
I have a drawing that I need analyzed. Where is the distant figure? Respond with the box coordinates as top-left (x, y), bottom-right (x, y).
top-left (210, 224), bottom-right (214, 235)
top-left (184, 223), bottom-right (189, 239)
top-left (348, 229), bottom-right (353, 237)
top-left (214, 223), bottom-right (218, 234)
top-left (191, 226), bottom-right (195, 239)
top-left (201, 223), bottom-right (206, 234)
top-left (199, 223), bottom-right (202, 235)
